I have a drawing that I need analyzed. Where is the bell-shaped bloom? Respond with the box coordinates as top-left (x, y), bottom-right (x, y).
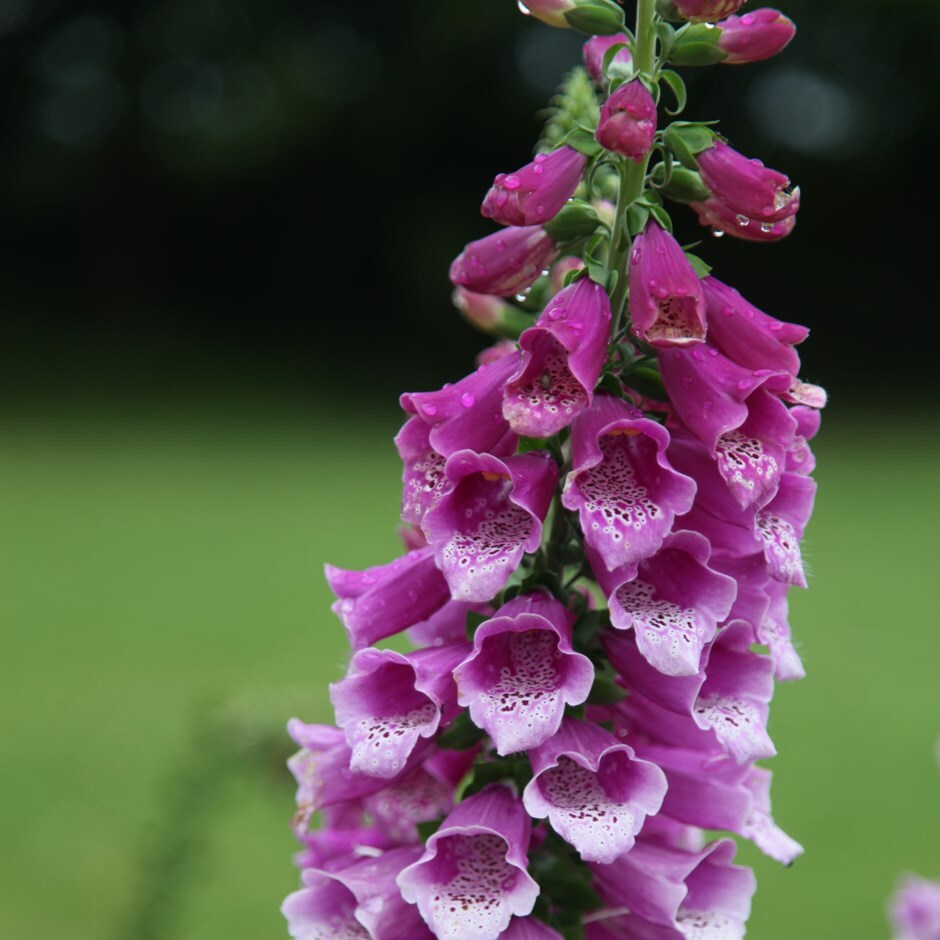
top-left (395, 418), bottom-right (450, 530)
top-left (740, 766), bottom-right (804, 865)
top-left (669, 0), bottom-right (747, 23)
top-left (758, 578), bottom-right (805, 680)
top-left (450, 225), bottom-right (557, 298)
top-left (326, 547), bottom-right (451, 649)
top-left (482, 146), bottom-right (587, 227)
top-left (523, 717), bottom-right (667, 863)
top-left (698, 140), bottom-right (799, 226)
top-left (702, 276), bottom-right (808, 377)
top-left (284, 847), bottom-right (434, 940)
top-left (596, 529), bottom-right (737, 676)
top-left (629, 221), bottom-right (707, 347)
top-left (330, 642), bottom-right (470, 778)
top-left (595, 79), bottom-right (657, 162)
top-left (503, 278), bottom-right (612, 438)
top-left (889, 875), bottom-right (940, 940)
top-left (562, 395), bottom-right (696, 574)
top-left (423, 450), bottom-right (558, 602)
top-left (755, 469), bottom-right (816, 587)
top-left (397, 784), bottom-right (539, 940)
top-left (454, 592), bottom-right (595, 754)
top-left (717, 8), bottom-right (796, 63)
top-left (582, 33), bottom-right (632, 85)
top-left (692, 194), bottom-right (797, 241)
top-left (407, 598), bottom-right (490, 649)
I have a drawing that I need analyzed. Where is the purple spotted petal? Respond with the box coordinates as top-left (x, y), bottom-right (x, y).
top-left (524, 717), bottom-right (667, 863)
top-left (454, 592), bottom-right (595, 754)
top-left (395, 417), bottom-right (450, 528)
top-left (503, 278), bottom-right (612, 438)
top-left (326, 547), bottom-right (451, 650)
top-left (740, 767), bottom-right (804, 865)
top-left (755, 470), bottom-right (816, 587)
top-left (702, 275), bottom-right (807, 377)
top-left (397, 785), bottom-right (539, 940)
top-left (423, 450), bottom-right (558, 603)
top-left (659, 343), bottom-right (792, 454)
top-left (330, 642), bottom-right (470, 778)
top-left (595, 529), bottom-right (737, 676)
top-left (563, 395), bottom-right (696, 573)
top-left (402, 352), bottom-right (521, 458)
top-left (692, 621), bottom-right (776, 763)
top-left (282, 868), bottom-right (368, 940)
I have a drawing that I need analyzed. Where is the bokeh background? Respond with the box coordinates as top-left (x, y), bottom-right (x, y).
top-left (2, 0), bottom-right (939, 937)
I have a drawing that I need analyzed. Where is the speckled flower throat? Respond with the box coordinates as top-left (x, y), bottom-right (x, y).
top-left (283, 1), bottom-right (822, 937)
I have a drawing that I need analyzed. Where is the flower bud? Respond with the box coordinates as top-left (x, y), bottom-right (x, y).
top-left (582, 33), bottom-right (632, 85)
top-left (519, 0), bottom-right (626, 35)
top-left (452, 287), bottom-right (535, 339)
top-left (659, 0), bottom-right (748, 23)
top-left (697, 140), bottom-right (799, 224)
top-left (595, 80), bottom-right (657, 163)
top-left (691, 197), bottom-right (796, 241)
top-left (716, 8), bottom-right (796, 64)
top-left (482, 145), bottom-right (587, 227)
top-left (449, 225), bottom-right (557, 297)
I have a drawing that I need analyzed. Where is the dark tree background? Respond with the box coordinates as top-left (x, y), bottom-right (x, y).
top-left (1, 0), bottom-right (937, 408)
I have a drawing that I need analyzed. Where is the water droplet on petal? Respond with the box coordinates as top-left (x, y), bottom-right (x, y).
top-left (514, 293), bottom-right (527, 303)
top-left (760, 222), bottom-right (774, 233)
top-left (712, 229), bottom-right (725, 239)
top-left (461, 393), bottom-right (476, 408)
top-left (422, 404), bottom-right (438, 416)
top-left (517, 0), bottom-right (531, 13)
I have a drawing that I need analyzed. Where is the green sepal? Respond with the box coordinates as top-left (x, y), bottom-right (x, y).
top-left (601, 41), bottom-right (635, 84)
top-left (622, 362), bottom-right (667, 400)
top-left (669, 23), bottom-right (729, 66)
top-left (543, 200), bottom-right (600, 243)
top-left (563, 0), bottom-right (625, 36)
top-left (597, 372), bottom-right (624, 398)
top-left (656, 0), bottom-right (684, 23)
top-left (563, 126), bottom-right (602, 157)
top-left (564, 265), bottom-right (586, 288)
top-left (438, 712), bottom-right (484, 751)
top-left (653, 21), bottom-right (678, 59)
top-left (684, 251), bottom-right (713, 278)
top-left (583, 232), bottom-right (608, 286)
top-left (626, 201), bottom-right (650, 237)
top-left (606, 267), bottom-right (619, 298)
top-left (663, 121), bottom-right (716, 169)
top-left (465, 609), bottom-right (490, 640)
top-left (648, 203), bottom-right (673, 231)
top-left (654, 163), bottom-right (710, 203)
top-left (659, 69), bottom-right (687, 115)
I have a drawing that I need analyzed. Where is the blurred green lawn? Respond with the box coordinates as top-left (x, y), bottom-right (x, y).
top-left (2, 401), bottom-right (938, 939)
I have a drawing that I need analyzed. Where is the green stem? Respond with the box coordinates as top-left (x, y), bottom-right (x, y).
top-left (607, 0), bottom-right (658, 336)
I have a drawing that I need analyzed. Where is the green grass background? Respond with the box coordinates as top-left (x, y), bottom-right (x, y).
top-left (2, 400), bottom-right (938, 938)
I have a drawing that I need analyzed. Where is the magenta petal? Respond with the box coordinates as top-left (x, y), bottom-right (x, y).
top-left (755, 470), bottom-right (816, 587)
top-left (498, 917), bottom-right (565, 940)
top-left (740, 767), bottom-right (804, 865)
top-left (757, 580), bottom-right (805, 680)
top-left (454, 592), bottom-right (595, 754)
top-left (326, 547), bottom-right (451, 649)
top-left (424, 450), bottom-right (558, 603)
top-left (397, 785), bottom-right (539, 940)
top-left (330, 642), bottom-right (470, 778)
top-left (717, 8), bottom-right (797, 64)
top-left (481, 146), bottom-right (587, 227)
top-left (503, 279), bottom-right (612, 437)
top-left (524, 718), bottom-right (667, 863)
top-left (282, 869), bottom-right (365, 940)
top-left (676, 838), bottom-right (756, 938)
top-left (450, 225), bottom-right (558, 297)
top-left (395, 416), bottom-right (450, 527)
top-left (598, 529), bottom-right (736, 676)
top-left (595, 80), bottom-right (657, 162)
top-left (629, 222), bottom-right (706, 348)
top-left (564, 395), bottom-right (696, 573)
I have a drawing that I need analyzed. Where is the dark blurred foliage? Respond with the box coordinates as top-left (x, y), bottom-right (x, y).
top-left (1, 0), bottom-right (938, 408)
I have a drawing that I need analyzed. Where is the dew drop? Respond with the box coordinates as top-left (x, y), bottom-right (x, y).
top-left (422, 404), bottom-right (438, 416)
top-left (712, 229), bottom-right (725, 239)
top-left (736, 214), bottom-right (750, 227)
top-left (514, 293), bottom-right (528, 303)
top-left (760, 222), bottom-right (774, 233)
top-left (503, 175), bottom-right (522, 191)
top-left (517, 0), bottom-right (531, 13)
top-left (461, 393), bottom-right (476, 408)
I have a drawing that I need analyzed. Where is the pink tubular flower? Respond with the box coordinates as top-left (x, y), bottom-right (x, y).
top-left (502, 278), bottom-right (612, 438)
top-left (697, 140), bottom-right (799, 225)
top-left (582, 33), bottom-right (632, 85)
top-left (329, 642), bottom-right (470, 778)
top-left (562, 395), bottom-right (696, 574)
top-left (596, 529), bottom-right (737, 676)
top-left (523, 717), bottom-right (667, 863)
top-left (595, 80), bottom-right (657, 162)
top-left (450, 225), bottom-right (557, 297)
top-left (423, 450), bottom-right (558, 602)
top-left (692, 195), bottom-right (797, 241)
top-left (499, 918), bottom-right (565, 939)
top-left (397, 784), bottom-right (540, 940)
top-left (717, 8), bottom-right (796, 64)
top-left (326, 547), bottom-right (451, 650)
top-left (629, 221), bottom-right (707, 347)
top-left (669, 0), bottom-right (748, 23)
top-left (889, 875), bottom-right (940, 940)
top-left (453, 591), bottom-right (595, 755)
top-left (482, 146), bottom-right (587, 227)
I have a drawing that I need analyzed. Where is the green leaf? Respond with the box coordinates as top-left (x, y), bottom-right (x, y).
top-left (606, 268), bottom-right (619, 297)
top-left (563, 126), bottom-right (602, 157)
top-left (622, 363), bottom-right (667, 400)
top-left (653, 20), bottom-right (677, 58)
top-left (684, 251), bottom-right (713, 278)
top-left (465, 609), bottom-right (490, 640)
top-left (416, 818), bottom-right (441, 842)
top-left (587, 667), bottom-right (628, 705)
top-left (600, 41), bottom-right (635, 84)
top-left (438, 712), bottom-right (483, 751)
top-left (659, 69), bottom-right (687, 115)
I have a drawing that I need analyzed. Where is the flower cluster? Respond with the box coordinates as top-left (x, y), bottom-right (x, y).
top-left (283, 3), bottom-right (822, 937)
